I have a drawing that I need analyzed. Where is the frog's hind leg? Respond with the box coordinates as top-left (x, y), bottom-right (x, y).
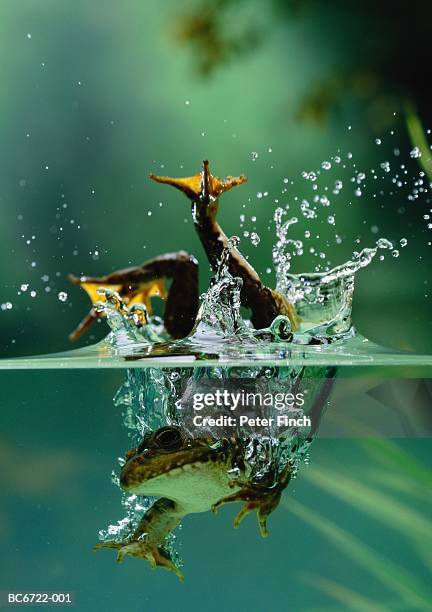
top-left (94, 540), bottom-right (184, 581)
top-left (68, 308), bottom-right (102, 341)
top-left (94, 498), bottom-right (185, 581)
top-left (151, 161), bottom-right (298, 331)
top-left (146, 251), bottom-right (199, 339)
top-left (68, 251), bottom-right (199, 340)
top-left (211, 464), bottom-right (292, 537)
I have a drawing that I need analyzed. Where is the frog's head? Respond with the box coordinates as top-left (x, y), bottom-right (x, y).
top-left (119, 426), bottom-right (228, 494)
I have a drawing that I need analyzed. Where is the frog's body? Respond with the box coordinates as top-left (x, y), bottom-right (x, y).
top-left (96, 426), bottom-right (291, 580)
top-left (120, 430), bottom-right (241, 512)
top-left (74, 162), bottom-right (295, 579)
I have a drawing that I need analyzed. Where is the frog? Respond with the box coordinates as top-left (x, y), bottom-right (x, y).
top-left (68, 160), bottom-right (298, 341)
top-left (95, 425), bottom-right (292, 581)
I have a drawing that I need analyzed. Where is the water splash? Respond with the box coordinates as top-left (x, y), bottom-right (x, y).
top-left (194, 236), bottom-right (247, 338)
top-left (98, 361), bottom-right (333, 549)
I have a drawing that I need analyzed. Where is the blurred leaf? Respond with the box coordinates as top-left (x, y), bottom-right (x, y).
top-left (359, 438), bottom-right (432, 489)
top-left (414, 538), bottom-right (432, 575)
top-left (285, 497), bottom-right (432, 609)
top-left (405, 107), bottom-right (432, 181)
top-left (303, 465), bottom-right (432, 543)
top-left (368, 470), bottom-right (431, 503)
top-left (302, 573), bottom-right (390, 611)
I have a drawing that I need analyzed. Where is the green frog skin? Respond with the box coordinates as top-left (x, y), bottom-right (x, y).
top-left (95, 426), bottom-right (291, 580)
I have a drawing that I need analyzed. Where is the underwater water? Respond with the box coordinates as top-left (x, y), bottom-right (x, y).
top-left (1, 365), bottom-right (431, 611)
top-left (1, 160), bottom-right (432, 609)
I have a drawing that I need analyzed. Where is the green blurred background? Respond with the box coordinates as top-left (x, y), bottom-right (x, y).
top-left (0, 0), bottom-right (431, 355)
top-left (1, 4), bottom-right (432, 610)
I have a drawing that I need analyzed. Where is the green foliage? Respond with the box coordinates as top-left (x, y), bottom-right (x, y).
top-left (284, 438), bottom-right (432, 610)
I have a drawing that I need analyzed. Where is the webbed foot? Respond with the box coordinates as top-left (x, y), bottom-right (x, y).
top-left (94, 540), bottom-right (184, 581)
top-left (68, 275), bottom-right (164, 340)
top-left (211, 464), bottom-right (292, 537)
top-left (150, 160), bottom-right (247, 221)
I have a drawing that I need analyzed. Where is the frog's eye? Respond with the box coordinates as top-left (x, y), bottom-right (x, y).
top-left (154, 426), bottom-right (184, 450)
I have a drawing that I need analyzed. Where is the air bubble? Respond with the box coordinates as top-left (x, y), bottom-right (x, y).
top-left (250, 232), bottom-right (260, 246)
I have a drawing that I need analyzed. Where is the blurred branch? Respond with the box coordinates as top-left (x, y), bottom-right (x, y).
top-left (405, 105), bottom-right (432, 181)
top-left (174, 0), bottom-right (261, 75)
top-left (171, 0), bottom-right (432, 129)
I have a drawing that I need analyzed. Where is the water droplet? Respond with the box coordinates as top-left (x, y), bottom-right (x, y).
top-left (251, 152), bottom-right (258, 161)
top-left (400, 238), bottom-right (408, 247)
top-left (375, 138), bottom-right (382, 145)
top-left (250, 232), bottom-right (260, 246)
top-left (321, 161), bottom-right (331, 170)
top-left (270, 315), bottom-right (292, 341)
top-left (58, 291), bottom-right (68, 302)
top-left (410, 147), bottom-right (421, 159)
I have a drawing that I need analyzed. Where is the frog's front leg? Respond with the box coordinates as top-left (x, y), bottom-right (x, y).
top-left (211, 463), bottom-right (292, 537)
top-left (95, 498), bottom-right (185, 581)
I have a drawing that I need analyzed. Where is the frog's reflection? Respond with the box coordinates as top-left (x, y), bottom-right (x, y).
top-left (95, 426), bottom-right (292, 581)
